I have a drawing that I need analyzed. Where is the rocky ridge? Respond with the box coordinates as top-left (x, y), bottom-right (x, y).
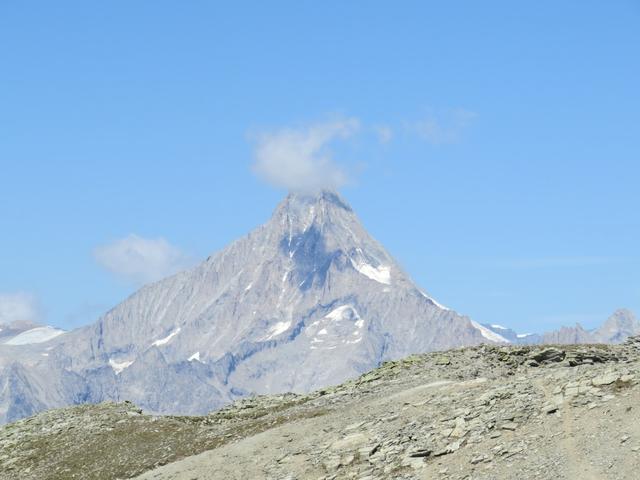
top-left (2, 337), bottom-right (640, 480)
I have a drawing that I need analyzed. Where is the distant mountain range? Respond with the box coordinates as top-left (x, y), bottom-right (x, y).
top-left (0, 190), bottom-right (637, 424)
top-left (482, 309), bottom-right (639, 345)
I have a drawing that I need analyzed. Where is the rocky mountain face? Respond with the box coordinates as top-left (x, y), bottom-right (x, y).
top-left (3, 337), bottom-right (640, 480)
top-left (0, 190), bottom-right (492, 424)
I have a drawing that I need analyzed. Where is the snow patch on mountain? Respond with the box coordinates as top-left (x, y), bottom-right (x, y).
top-left (109, 358), bottom-right (133, 374)
top-left (325, 305), bottom-right (358, 321)
top-left (305, 304), bottom-right (367, 350)
top-left (151, 327), bottom-right (181, 347)
top-left (266, 321), bottom-right (291, 339)
top-left (350, 259), bottom-right (391, 285)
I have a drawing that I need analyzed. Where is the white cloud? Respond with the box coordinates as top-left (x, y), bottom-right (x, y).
top-left (0, 292), bottom-right (41, 325)
top-left (94, 234), bottom-right (192, 285)
top-left (413, 108), bottom-right (477, 144)
top-left (251, 118), bottom-right (360, 193)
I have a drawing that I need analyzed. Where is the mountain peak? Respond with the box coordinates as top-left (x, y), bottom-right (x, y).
top-left (611, 308), bottom-right (636, 320)
top-left (602, 309), bottom-right (637, 329)
top-left (276, 189), bottom-right (352, 216)
top-left (269, 189), bottom-right (359, 244)
top-left (0, 188), bottom-right (488, 424)
top-left (594, 308), bottom-right (640, 343)
top-left (267, 189), bottom-right (394, 288)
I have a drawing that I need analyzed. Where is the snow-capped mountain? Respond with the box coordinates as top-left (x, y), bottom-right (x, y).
top-left (481, 324), bottom-right (541, 344)
top-left (0, 322), bottom-right (65, 346)
top-left (0, 190), bottom-right (491, 424)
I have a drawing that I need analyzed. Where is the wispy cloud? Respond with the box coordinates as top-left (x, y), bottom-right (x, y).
top-left (94, 234), bottom-right (193, 285)
top-left (249, 110), bottom-right (475, 192)
top-left (0, 292), bottom-right (41, 325)
top-left (251, 117), bottom-right (360, 193)
top-left (411, 108), bottom-right (477, 145)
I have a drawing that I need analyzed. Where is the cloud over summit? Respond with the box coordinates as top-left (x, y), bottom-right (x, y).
top-left (251, 118), bottom-right (360, 193)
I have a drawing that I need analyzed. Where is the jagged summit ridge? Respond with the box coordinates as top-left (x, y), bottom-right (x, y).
top-left (275, 190), bottom-right (354, 220)
top-left (272, 189), bottom-right (394, 285)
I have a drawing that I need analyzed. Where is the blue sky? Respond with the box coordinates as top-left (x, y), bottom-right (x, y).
top-left (1, 1), bottom-right (638, 332)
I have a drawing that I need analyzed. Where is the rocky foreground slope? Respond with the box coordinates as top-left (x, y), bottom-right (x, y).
top-left (2, 338), bottom-right (640, 480)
